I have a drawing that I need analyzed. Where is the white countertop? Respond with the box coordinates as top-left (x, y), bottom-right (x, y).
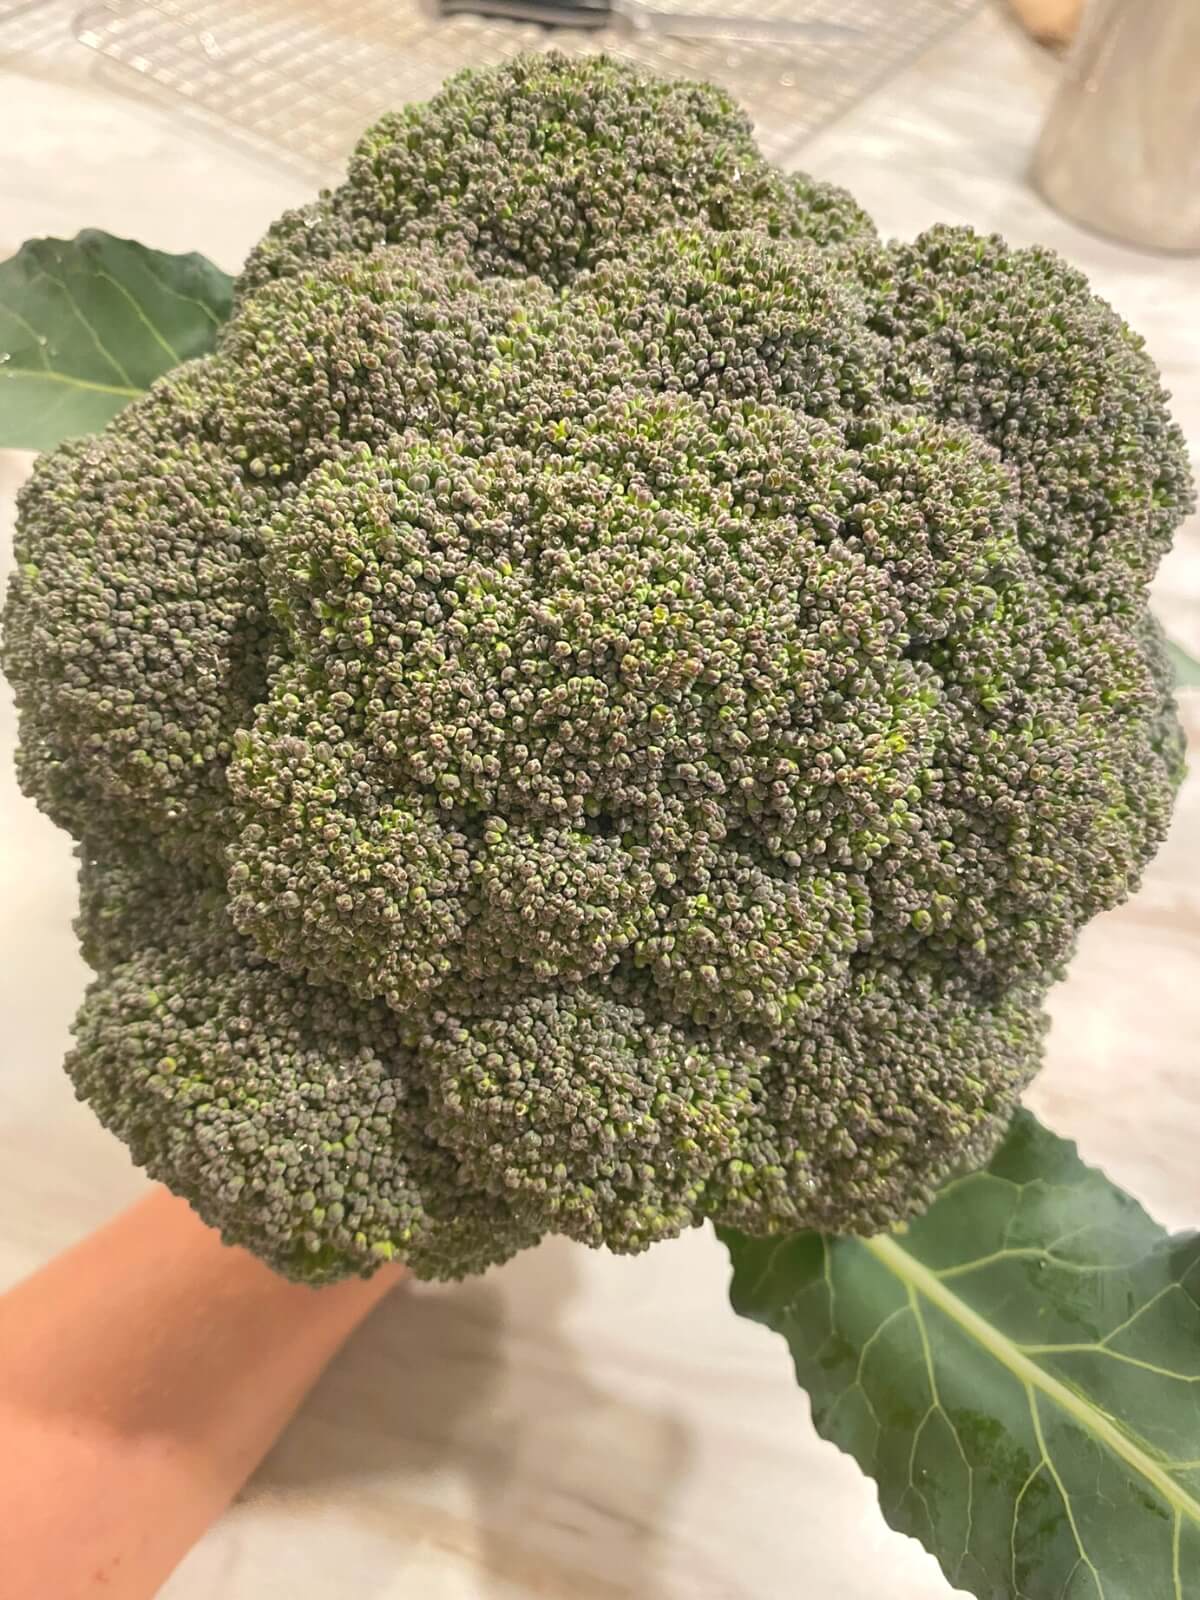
top-left (1, 7), bottom-right (1197, 1597)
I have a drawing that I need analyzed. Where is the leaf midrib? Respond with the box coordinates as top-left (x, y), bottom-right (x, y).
top-left (0, 368), bottom-right (143, 398)
top-left (864, 1233), bottom-right (1200, 1530)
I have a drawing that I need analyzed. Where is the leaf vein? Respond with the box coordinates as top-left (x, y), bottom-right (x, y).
top-left (1019, 1343), bottom-right (1200, 1383)
top-left (137, 251), bottom-right (227, 326)
top-left (0, 300), bottom-right (52, 367)
top-left (0, 368), bottom-right (142, 398)
top-left (93, 266), bottom-right (182, 365)
top-left (30, 264), bottom-right (136, 388)
top-left (1028, 1386), bottom-right (1106, 1599)
top-left (862, 1235), bottom-right (1200, 1531)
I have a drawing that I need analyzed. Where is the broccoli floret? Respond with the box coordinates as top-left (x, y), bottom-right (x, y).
top-left (70, 864), bottom-right (541, 1279)
top-left (3, 410), bottom-right (273, 857)
top-left (862, 225), bottom-right (1193, 605)
top-left (706, 963), bottom-right (1049, 1236)
top-left (240, 54), bottom-right (875, 293)
top-left (2, 54), bottom-right (1192, 1283)
top-left (420, 987), bottom-right (764, 1251)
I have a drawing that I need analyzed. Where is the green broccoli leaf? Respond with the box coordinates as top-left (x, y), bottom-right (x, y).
top-left (0, 231), bottom-right (232, 451)
top-left (1168, 639), bottom-right (1200, 689)
top-left (720, 1111), bottom-right (1200, 1600)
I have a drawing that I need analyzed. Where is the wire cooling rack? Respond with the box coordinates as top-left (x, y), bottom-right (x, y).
top-left (56, 0), bottom-right (978, 177)
top-left (0, 0), bottom-right (79, 54)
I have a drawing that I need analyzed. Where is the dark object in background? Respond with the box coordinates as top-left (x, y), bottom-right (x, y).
top-left (431, 0), bottom-right (856, 43)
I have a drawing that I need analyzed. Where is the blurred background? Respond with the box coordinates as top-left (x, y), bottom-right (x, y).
top-left (1, 2), bottom-right (1197, 1596)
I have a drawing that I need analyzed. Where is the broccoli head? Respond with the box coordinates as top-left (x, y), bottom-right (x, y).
top-left (2, 55), bottom-right (1191, 1281)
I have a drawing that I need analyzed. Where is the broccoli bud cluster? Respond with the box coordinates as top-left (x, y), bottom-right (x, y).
top-left (2, 54), bottom-right (1191, 1280)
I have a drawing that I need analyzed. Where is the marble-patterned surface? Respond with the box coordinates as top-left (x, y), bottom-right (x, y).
top-left (1, 5), bottom-right (1197, 1596)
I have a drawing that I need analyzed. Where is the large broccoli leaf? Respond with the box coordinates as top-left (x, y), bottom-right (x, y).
top-left (721, 1112), bottom-right (1200, 1600)
top-left (0, 231), bottom-right (231, 451)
